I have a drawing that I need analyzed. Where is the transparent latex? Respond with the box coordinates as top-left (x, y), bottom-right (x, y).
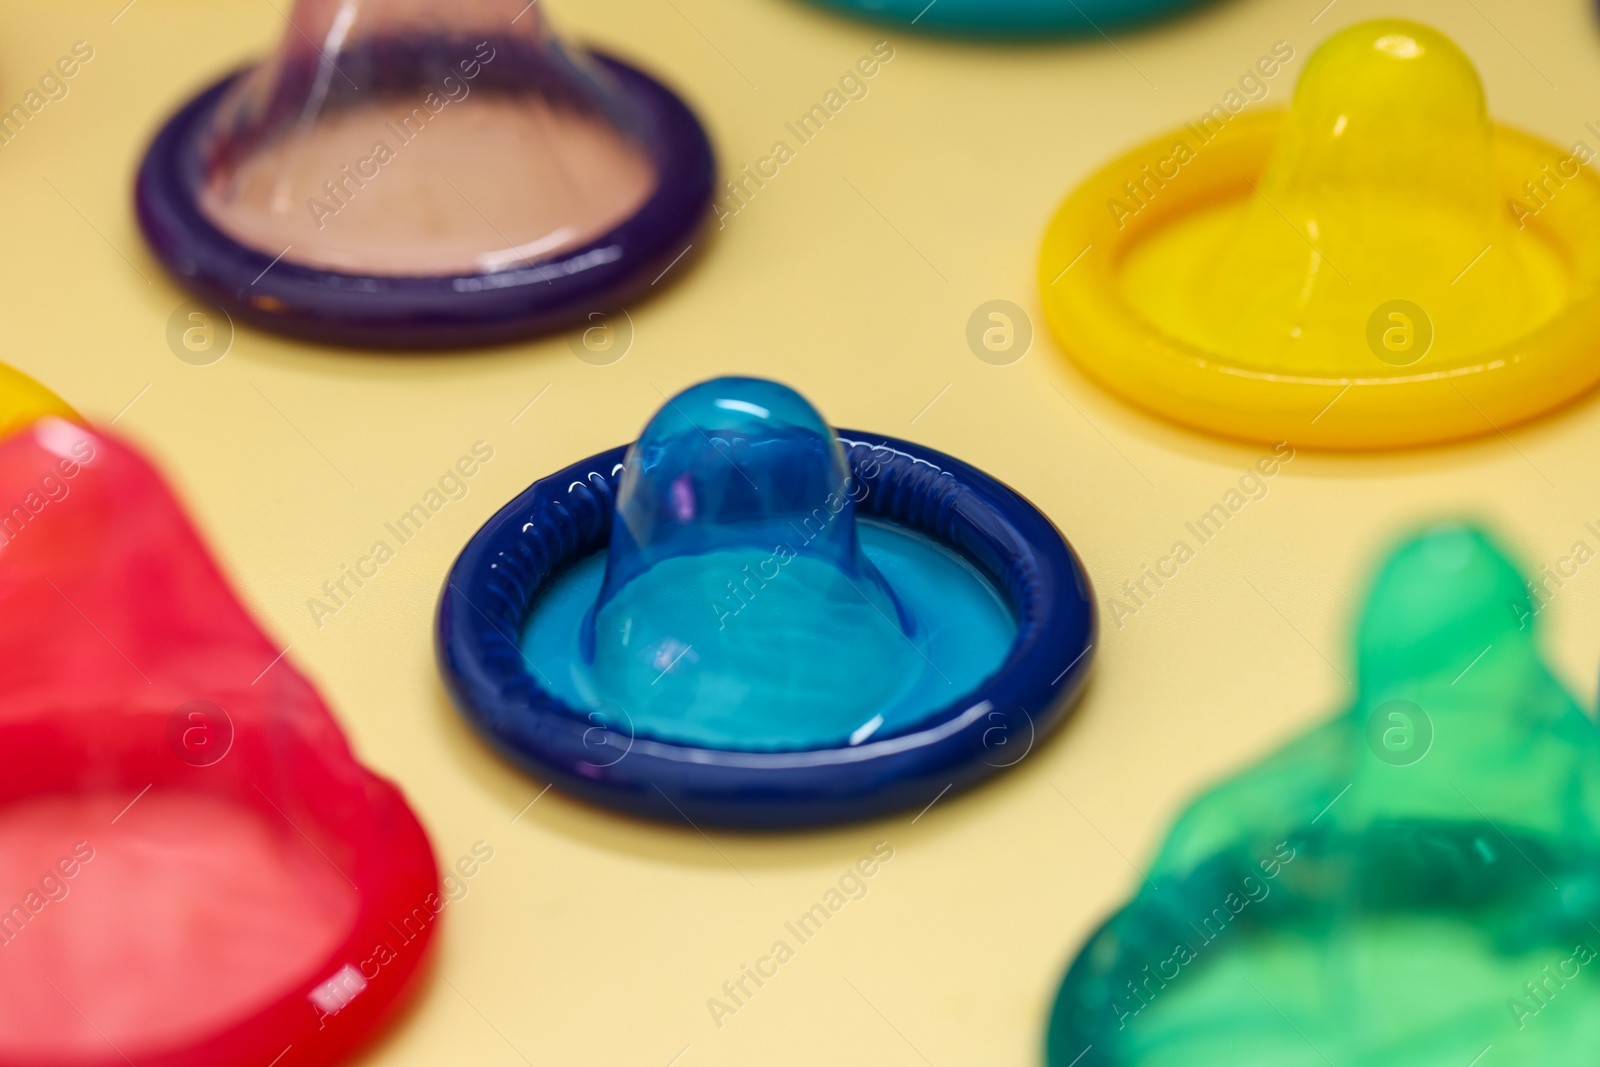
top-left (196, 0), bottom-right (657, 276)
top-left (1185, 20), bottom-right (1563, 375)
top-left (584, 378), bottom-right (925, 746)
top-left (0, 417), bottom-right (436, 1065)
top-left (1048, 523), bottom-right (1600, 1065)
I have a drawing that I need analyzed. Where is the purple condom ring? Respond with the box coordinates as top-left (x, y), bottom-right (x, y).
top-left (135, 4), bottom-right (714, 349)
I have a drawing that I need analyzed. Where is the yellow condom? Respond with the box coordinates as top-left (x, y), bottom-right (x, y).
top-left (1040, 19), bottom-right (1600, 450)
top-left (0, 363), bottom-right (77, 440)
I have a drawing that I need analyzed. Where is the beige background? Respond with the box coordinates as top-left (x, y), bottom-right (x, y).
top-left (7, 0), bottom-right (1600, 1063)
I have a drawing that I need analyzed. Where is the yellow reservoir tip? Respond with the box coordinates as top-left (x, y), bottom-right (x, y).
top-left (1040, 19), bottom-right (1600, 450)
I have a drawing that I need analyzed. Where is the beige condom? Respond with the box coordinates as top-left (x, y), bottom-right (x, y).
top-left (198, 0), bottom-right (657, 276)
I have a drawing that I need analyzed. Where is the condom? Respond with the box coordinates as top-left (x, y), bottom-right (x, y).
top-left (1040, 20), bottom-right (1600, 449)
top-left (0, 419), bottom-right (438, 1067)
top-left (1047, 522), bottom-right (1600, 1065)
top-left (137, 0), bottom-right (714, 348)
top-left (798, 0), bottom-right (1204, 35)
top-left (439, 377), bottom-right (1096, 828)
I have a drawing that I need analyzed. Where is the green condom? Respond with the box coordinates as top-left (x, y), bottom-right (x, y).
top-left (1047, 522), bottom-right (1600, 1066)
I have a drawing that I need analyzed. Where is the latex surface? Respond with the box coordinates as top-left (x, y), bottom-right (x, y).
top-left (1153, 22), bottom-right (1558, 376)
top-left (529, 517), bottom-right (1015, 749)
top-left (586, 378), bottom-right (949, 749)
top-left (198, 0), bottom-right (656, 276)
top-left (1039, 19), bottom-right (1600, 448)
top-left (1047, 523), bottom-right (1600, 1065)
top-left (438, 422), bottom-right (1092, 827)
top-left (0, 419), bottom-right (437, 1067)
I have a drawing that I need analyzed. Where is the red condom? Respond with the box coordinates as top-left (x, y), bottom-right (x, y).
top-left (0, 418), bottom-right (438, 1067)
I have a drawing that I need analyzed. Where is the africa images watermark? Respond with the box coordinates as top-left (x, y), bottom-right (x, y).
top-left (312, 840), bottom-right (496, 1028)
top-left (714, 42), bottom-right (896, 229)
top-left (707, 841), bottom-right (896, 1029)
top-left (710, 451), bottom-right (886, 630)
top-left (307, 440), bottom-right (495, 628)
top-left (1106, 41), bottom-right (1296, 231)
top-left (1106, 443), bottom-right (1296, 629)
top-left (1506, 121), bottom-right (1600, 231)
top-left (0, 40), bottom-right (96, 147)
top-left (0, 841), bottom-right (97, 950)
top-left (1508, 941), bottom-right (1598, 1031)
top-left (1111, 839), bottom-right (1297, 1031)
top-left (1512, 526), bottom-right (1600, 631)
top-left (306, 41), bottom-right (498, 231)
top-left (0, 425), bottom-right (97, 549)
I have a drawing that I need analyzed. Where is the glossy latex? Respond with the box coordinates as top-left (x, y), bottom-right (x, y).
top-left (440, 420), bottom-right (1093, 827)
top-left (0, 418), bottom-right (437, 1067)
top-left (532, 515), bottom-right (1014, 750)
top-left (1039, 19), bottom-right (1600, 448)
top-left (197, 0), bottom-right (656, 276)
top-left (585, 378), bottom-right (930, 749)
top-left (1184, 22), bottom-right (1555, 376)
top-left (1047, 523), bottom-right (1600, 1065)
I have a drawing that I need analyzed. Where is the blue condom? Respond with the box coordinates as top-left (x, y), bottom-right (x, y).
top-left (438, 377), bottom-right (1096, 828)
top-left (584, 379), bottom-right (925, 749)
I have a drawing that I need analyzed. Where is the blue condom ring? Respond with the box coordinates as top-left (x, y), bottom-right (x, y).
top-left (437, 431), bottom-right (1097, 829)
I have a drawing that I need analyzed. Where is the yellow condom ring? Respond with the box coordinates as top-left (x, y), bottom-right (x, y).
top-left (0, 363), bottom-right (77, 440)
top-left (1040, 19), bottom-right (1600, 450)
